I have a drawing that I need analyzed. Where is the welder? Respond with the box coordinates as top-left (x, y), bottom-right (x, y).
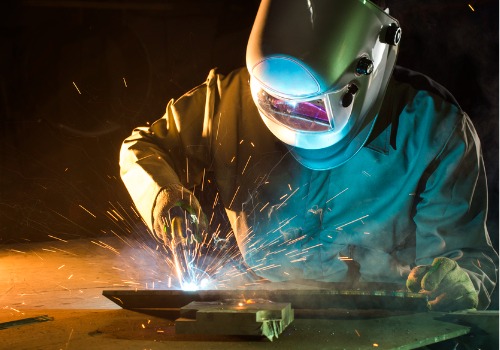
top-left (119, 0), bottom-right (498, 311)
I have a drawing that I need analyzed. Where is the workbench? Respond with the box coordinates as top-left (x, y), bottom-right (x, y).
top-left (1, 308), bottom-right (497, 349)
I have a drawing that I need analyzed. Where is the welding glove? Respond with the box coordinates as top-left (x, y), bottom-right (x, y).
top-left (406, 257), bottom-right (478, 312)
top-left (152, 184), bottom-right (208, 247)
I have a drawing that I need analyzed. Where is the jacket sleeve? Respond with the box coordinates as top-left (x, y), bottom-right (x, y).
top-left (414, 112), bottom-right (498, 309)
top-left (119, 69), bottom-right (219, 230)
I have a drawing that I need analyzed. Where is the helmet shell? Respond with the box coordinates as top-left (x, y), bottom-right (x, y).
top-left (247, 0), bottom-right (401, 169)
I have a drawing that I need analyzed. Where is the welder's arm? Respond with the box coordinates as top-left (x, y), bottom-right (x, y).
top-left (119, 70), bottom-right (218, 233)
top-left (411, 114), bottom-right (498, 311)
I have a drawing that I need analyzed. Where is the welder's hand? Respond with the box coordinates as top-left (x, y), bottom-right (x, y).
top-left (152, 185), bottom-right (208, 246)
top-left (406, 257), bottom-right (478, 312)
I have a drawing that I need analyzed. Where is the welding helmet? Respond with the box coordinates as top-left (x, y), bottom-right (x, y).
top-left (246, 0), bottom-right (401, 170)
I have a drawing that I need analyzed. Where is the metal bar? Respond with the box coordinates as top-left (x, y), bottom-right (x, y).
top-left (0, 315), bottom-right (54, 330)
top-left (103, 287), bottom-right (428, 312)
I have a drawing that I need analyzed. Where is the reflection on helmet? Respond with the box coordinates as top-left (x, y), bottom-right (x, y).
top-left (252, 79), bottom-right (330, 132)
top-left (246, 0), bottom-right (401, 170)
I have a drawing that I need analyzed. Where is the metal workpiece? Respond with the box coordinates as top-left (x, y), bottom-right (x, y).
top-left (102, 283), bottom-right (428, 313)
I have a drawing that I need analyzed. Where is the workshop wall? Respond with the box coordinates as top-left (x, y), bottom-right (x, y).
top-left (0, 0), bottom-right (498, 295)
top-left (0, 0), bottom-right (259, 243)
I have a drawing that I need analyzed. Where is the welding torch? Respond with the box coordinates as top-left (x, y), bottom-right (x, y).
top-left (153, 188), bottom-right (262, 287)
top-left (161, 201), bottom-right (210, 286)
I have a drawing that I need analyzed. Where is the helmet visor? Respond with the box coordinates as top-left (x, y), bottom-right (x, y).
top-left (251, 80), bottom-right (332, 132)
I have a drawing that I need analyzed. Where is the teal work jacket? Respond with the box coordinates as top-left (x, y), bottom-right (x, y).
top-left (120, 66), bottom-right (498, 308)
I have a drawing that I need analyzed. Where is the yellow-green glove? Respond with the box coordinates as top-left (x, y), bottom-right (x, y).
top-left (406, 257), bottom-right (478, 311)
top-left (152, 185), bottom-right (208, 246)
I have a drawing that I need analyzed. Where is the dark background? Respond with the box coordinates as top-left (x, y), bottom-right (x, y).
top-left (0, 0), bottom-right (498, 305)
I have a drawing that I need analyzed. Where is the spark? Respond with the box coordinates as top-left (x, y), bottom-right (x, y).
top-left (48, 235), bottom-right (68, 243)
top-left (242, 155), bottom-right (252, 175)
top-left (141, 324), bottom-right (146, 329)
top-left (42, 248), bottom-right (56, 253)
top-left (231, 156), bottom-right (236, 163)
top-left (130, 206), bottom-right (140, 217)
top-left (110, 229), bottom-right (133, 248)
top-left (66, 327), bottom-right (74, 349)
top-left (355, 329), bottom-right (361, 337)
top-left (111, 209), bottom-right (125, 221)
top-left (228, 186), bottom-right (240, 208)
top-left (250, 142), bottom-right (255, 147)
top-left (79, 204), bottom-right (96, 218)
top-left (336, 214), bottom-right (369, 230)
top-left (339, 256), bottom-right (353, 261)
top-left (201, 168), bottom-right (206, 191)
top-left (186, 157), bottom-right (189, 183)
top-left (209, 211), bottom-right (215, 226)
top-left (112, 297), bottom-right (124, 305)
top-left (468, 4), bottom-right (475, 11)
top-left (267, 248), bottom-right (287, 256)
top-left (362, 170), bottom-right (371, 177)
top-left (58, 285), bottom-right (70, 291)
top-left (259, 202), bottom-right (270, 212)
top-left (303, 243), bottom-right (323, 251)
top-left (271, 215), bottom-right (298, 234)
top-left (123, 281), bottom-right (141, 285)
top-left (277, 187), bottom-right (299, 209)
top-left (290, 257), bottom-right (307, 263)
top-left (123, 77), bottom-right (128, 87)
top-left (215, 112), bottom-right (221, 141)
top-left (239, 139), bottom-right (244, 144)
top-left (281, 233), bottom-right (307, 246)
top-left (136, 154), bottom-right (155, 162)
top-left (288, 184), bottom-right (292, 191)
top-left (326, 188), bottom-right (349, 203)
top-left (68, 274), bottom-right (73, 280)
top-left (90, 240), bottom-right (120, 255)
top-left (107, 211), bottom-right (119, 221)
top-left (49, 246), bottom-right (78, 256)
top-left (8, 249), bottom-right (26, 254)
top-left (58, 265), bottom-right (65, 270)
top-left (373, 344), bottom-right (379, 347)
top-left (72, 81), bottom-right (81, 94)
top-left (253, 264), bottom-right (281, 272)
top-left (280, 194), bottom-right (288, 200)
top-left (287, 250), bottom-right (310, 258)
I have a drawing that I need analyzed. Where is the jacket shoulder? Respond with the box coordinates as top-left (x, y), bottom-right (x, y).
top-left (391, 66), bottom-right (461, 111)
